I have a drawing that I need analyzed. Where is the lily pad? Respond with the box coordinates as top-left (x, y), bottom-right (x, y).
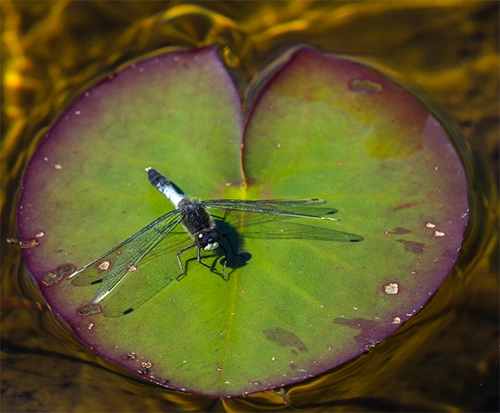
top-left (17, 47), bottom-right (468, 396)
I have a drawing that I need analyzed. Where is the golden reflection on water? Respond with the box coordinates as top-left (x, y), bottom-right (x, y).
top-left (1, 1), bottom-right (498, 412)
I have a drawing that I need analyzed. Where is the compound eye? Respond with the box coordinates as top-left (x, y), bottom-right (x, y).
top-left (197, 228), bottom-right (221, 248)
top-left (208, 228), bottom-right (221, 242)
top-left (197, 232), bottom-right (208, 247)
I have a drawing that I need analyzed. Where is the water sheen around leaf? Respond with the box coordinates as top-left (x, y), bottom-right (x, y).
top-left (17, 47), bottom-right (468, 396)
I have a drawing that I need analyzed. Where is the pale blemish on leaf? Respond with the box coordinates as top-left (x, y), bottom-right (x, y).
top-left (383, 282), bottom-right (399, 295)
top-left (21, 238), bottom-right (40, 248)
top-left (139, 361), bottom-right (153, 375)
top-left (97, 260), bottom-right (111, 271)
top-left (6, 237), bottom-right (40, 248)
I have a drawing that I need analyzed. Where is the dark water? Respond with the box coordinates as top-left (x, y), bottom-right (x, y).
top-left (2, 2), bottom-right (498, 412)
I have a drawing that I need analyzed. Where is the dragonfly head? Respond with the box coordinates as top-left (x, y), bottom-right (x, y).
top-left (197, 228), bottom-right (221, 251)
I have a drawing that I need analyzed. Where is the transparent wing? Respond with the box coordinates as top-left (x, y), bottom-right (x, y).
top-left (202, 199), bottom-right (338, 220)
top-left (231, 213), bottom-right (364, 242)
top-left (68, 209), bottom-right (185, 305)
top-left (101, 230), bottom-right (191, 317)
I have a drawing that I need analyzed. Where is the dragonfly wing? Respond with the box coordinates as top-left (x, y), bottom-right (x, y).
top-left (242, 216), bottom-right (363, 242)
top-left (89, 211), bottom-right (185, 304)
top-left (203, 199), bottom-right (337, 220)
top-left (100, 230), bottom-right (190, 317)
top-left (68, 209), bottom-right (182, 285)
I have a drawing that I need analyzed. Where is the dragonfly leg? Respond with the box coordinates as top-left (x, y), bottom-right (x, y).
top-left (196, 244), bottom-right (228, 281)
top-left (176, 242), bottom-right (195, 281)
top-left (216, 243), bottom-right (228, 280)
top-left (209, 209), bottom-right (231, 221)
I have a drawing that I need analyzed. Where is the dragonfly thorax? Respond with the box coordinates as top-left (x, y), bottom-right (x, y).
top-left (177, 197), bottom-right (221, 252)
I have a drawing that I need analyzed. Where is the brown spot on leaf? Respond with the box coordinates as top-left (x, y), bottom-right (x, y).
top-left (385, 227), bottom-right (412, 235)
top-left (392, 202), bottom-right (420, 211)
top-left (332, 317), bottom-right (382, 346)
top-left (149, 375), bottom-right (169, 385)
top-left (350, 79), bottom-right (383, 92)
top-left (20, 239), bottom-right (39, 248)
top-left (262, 328), bottom-right (308, 353)
top-left (396, 239), bottom-right (425, 254)
top-left (77, 304), bottom-right (101, 316)
top-left (139, 361), bottom-right (152, 375)
top-left (42, 264), bottom-right (76, 286)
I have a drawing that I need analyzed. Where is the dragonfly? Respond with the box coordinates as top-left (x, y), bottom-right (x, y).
top-left (68, 168), bottom-right (363, 314)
